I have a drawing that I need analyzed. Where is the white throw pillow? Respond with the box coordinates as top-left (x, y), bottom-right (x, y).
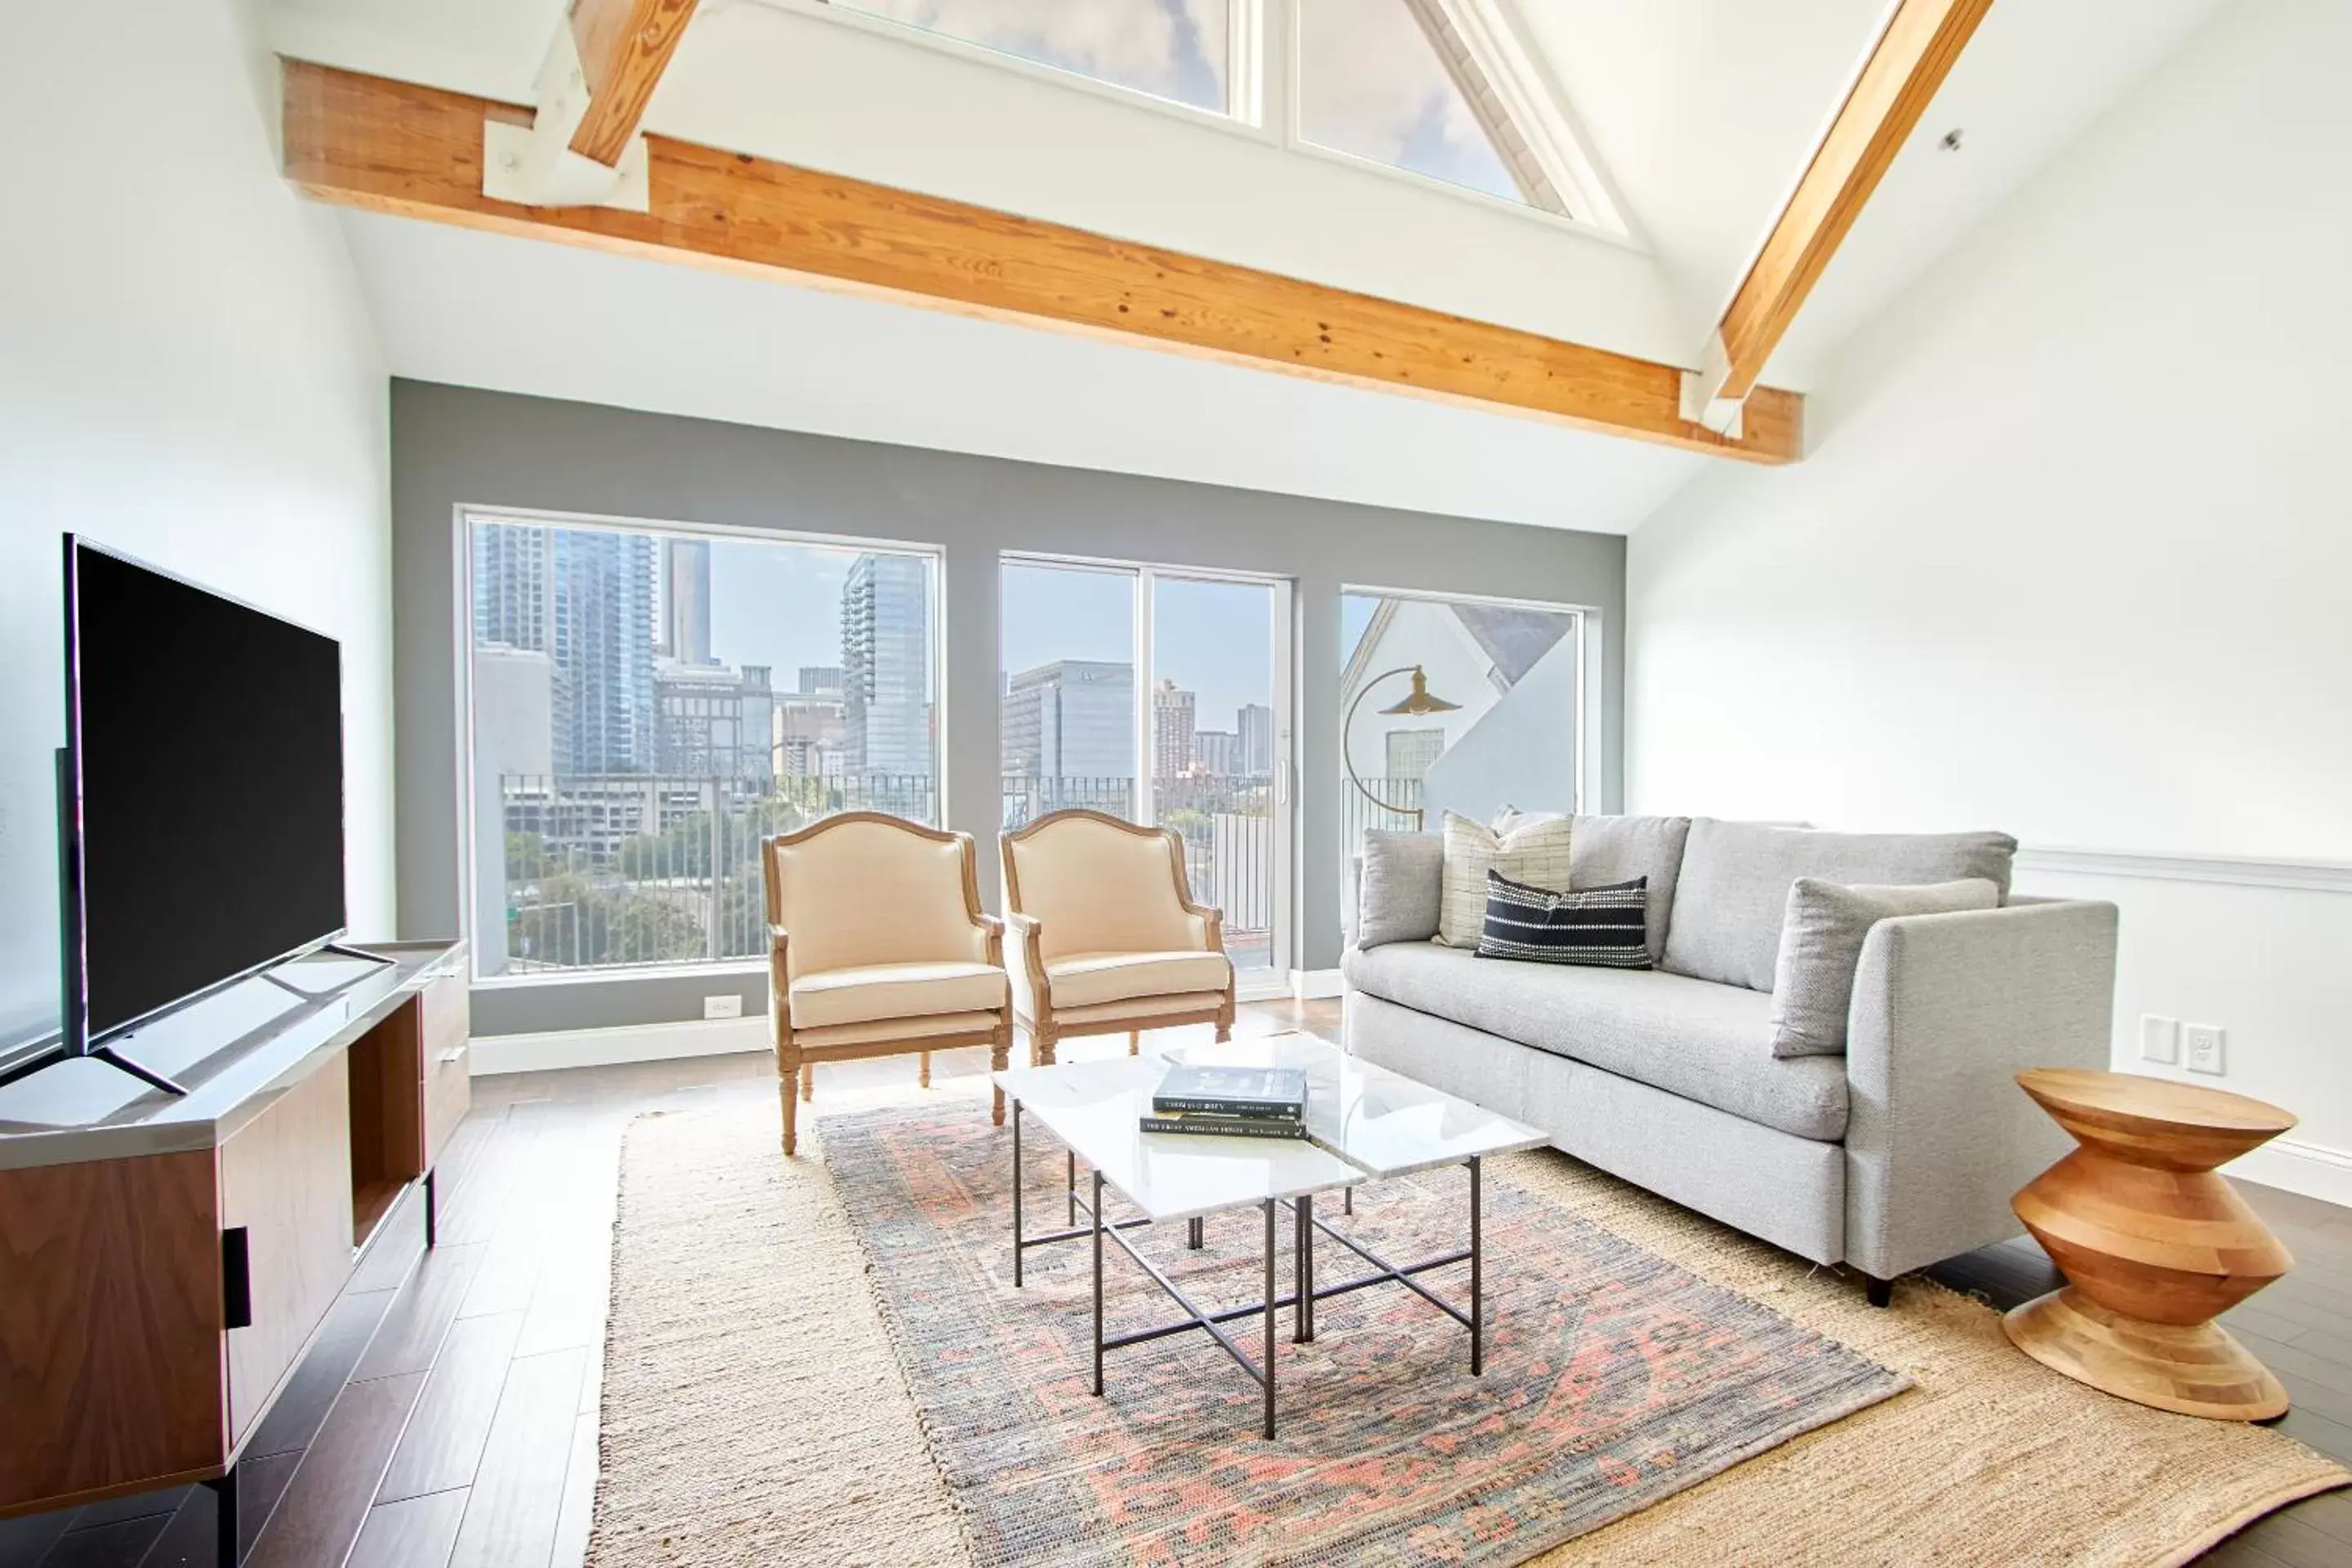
top-left (1436, 810), bottom-right (1574, 947)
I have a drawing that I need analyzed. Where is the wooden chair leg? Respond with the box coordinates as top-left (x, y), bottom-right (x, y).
top-left (1032, 1026), bottom-right (1058, 1069)
top-left (800, 1062), bottom-right (814, 1102)
top-left (1128, 1029), bottom-right (1140, 1056)
top-left (919, 1050), bottom-right (932, 1089)
top-left (991, 1036), bottom-right (1010, 1126)
top-left (779, 1069), bottom-right (799, 1156)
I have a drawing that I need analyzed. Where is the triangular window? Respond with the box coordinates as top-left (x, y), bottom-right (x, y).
top-left (1296, 0), bottom-right (1584, 220)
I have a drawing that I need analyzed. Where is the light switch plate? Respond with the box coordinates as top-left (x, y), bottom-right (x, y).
top-left (2184, 1023), bottom-right (2225, 1076)
top-left (704, 994), bottom-right (744, 1020)
top-left (2139, 1015), bottom-right (2180, 1065)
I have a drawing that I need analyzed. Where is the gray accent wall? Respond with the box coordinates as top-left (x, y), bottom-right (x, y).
top-left (391, 381), bottom-right (1625, 1036)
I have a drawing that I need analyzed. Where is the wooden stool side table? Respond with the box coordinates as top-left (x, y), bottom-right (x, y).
top-left (2003, 1067), bottom-right (2297, 1422)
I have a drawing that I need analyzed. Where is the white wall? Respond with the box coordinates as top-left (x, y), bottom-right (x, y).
top-left (1625, 0), bottom-right (2352, 1198)
top-left (0, 0), bottom-right (393, 1046)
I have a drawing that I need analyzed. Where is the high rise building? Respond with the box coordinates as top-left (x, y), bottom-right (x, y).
top-left (1152, 679), bottom-right (1196, 777)
top-left (1193, 729), bottom-right (1238, 777)
top-left (472, 523), bottom-right (550, 651)
top-left (840, 554), bottom-right (933, 777)
top-left (1002, 661), bottom-right (1134, 778)
top-left (796, 665), bottom-right (845, 697)
top-left (661, 537), bottom-right (712, 665)
top-left (655, 659), bottom-right (773, 780)
top-left (772, 694), bottom-right (847, 779)
top-left (472, 522), bottom-right (657, 775)
top-left (1237, 703), bottom-right (1274, 775)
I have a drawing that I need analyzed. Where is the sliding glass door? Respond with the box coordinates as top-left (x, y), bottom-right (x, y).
top-left (1003, 559), bottom-right (1290, 982)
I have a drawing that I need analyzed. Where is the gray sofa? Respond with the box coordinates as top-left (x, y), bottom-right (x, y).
top-left (1343, 817), bottom-right (2119, 1302)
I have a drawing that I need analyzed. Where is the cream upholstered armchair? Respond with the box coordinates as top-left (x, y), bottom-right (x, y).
top-left (1000, 809), bottom-right (1236, 1067)
top-left (764, 812), bottom-right (1011, 1155)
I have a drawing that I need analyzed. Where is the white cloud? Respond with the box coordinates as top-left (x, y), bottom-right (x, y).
top-left (846, 0), bottom-right (1221, 102)
top-left (1296, 0), bottom-right (1512, 198)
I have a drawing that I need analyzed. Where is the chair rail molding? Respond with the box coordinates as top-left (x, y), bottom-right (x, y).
top-left (2016, 846), bottom-right (2352, 896)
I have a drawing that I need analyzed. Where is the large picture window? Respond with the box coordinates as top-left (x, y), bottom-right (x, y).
top-left (466, 514), bottom-right (941, 979)
top-left (1339, 587), bottom-right (1584, 916)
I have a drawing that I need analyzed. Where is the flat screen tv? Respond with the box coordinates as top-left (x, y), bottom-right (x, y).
top-left (56, 536), bottom-right (350, 1087)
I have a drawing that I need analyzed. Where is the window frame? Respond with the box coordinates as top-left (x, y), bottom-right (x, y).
top-left (1000, 550), bottom-right (1297, 989)
top-left (1339, 581), bottom-right (1600, 817)
top-left (779, 0), bottom-right (1262, 133)
top-left (456, 503), bottom-right (948, 988)
top-left (775, 0), bottom-right (1633, 243)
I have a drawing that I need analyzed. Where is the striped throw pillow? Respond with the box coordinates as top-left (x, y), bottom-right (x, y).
top-left (1435, 810), bottom-right (1574, 947)
top-left (1476, 871), bottom-right (1652, 969)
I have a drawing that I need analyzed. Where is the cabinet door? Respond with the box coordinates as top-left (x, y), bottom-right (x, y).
top-left (421, 969), bottom-right (471, 1170)
top-left (0, 1151), bottom-right (224, 1509)
top-left (218, 1060), bottom-right (353, 1444)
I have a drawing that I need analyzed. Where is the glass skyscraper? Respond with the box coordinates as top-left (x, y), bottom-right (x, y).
top-left (840, 553), bottom-right (933, 777)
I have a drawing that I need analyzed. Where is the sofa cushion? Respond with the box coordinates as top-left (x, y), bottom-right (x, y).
top-left (1344, 942), bottom-right (1848, 1141)
top-left (1661, 822), bottom-right (2019, 992)
top-left (1570, 814), bottom-right (1692, 964)
top-left (789, 960), bottom-right (1007, 1029)
top-left (1436, 811), bottom-right (1573, 947)
top-left (1046, 949), bottom-right (1232, 1009)
top-left (1357, 831), bottom-right (1443, 947)
top-left (1769, 878), bottom-right (2001, 1056)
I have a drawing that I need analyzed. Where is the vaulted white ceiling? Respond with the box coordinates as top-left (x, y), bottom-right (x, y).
top-left (270, 0), bottom-right (2228, 529)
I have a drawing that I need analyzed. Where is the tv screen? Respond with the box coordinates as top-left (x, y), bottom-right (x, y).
top-left (66, 538), bottom-right (347, 1042)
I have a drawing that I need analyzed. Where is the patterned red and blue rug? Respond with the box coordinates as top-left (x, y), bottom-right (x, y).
top-left (824, 1103), bottom-right (1906, 1567)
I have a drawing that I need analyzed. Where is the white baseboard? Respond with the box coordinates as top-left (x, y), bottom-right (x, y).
top-left (470, 1015), bottom-right (769, 1076)
top-left (2227, 1135), bottom-right (2352, 1209)
top-left (1290, 969), bottom-right (1345, 1001)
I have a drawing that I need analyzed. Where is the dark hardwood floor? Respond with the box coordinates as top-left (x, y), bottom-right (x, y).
top-left (3, 997), bottom-right (2344, 1567)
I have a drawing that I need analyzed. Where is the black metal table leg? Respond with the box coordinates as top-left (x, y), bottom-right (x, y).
top-left (1343, 1186), bottom-right (1353, 1216)
top-left (1293, 1195), bottom-right (1314, 1343)
top-left (203, 1463), bottom-right (238, 1567)
top-left (1011, 1099), bottom-right (1023, 1286)
top-left (1262, 1198), bottom-right (1277, 1440)
top-left (1066, 1149), bottom-right (1076, 1226)
top-left (1091, 1170), bottom-right (1105, 1396)
top-left (423, 1169), bottom-right (438, 1249)
top-left (1187, 1214), bottom-right (1204, 1250)
top-left (1469, 1156), bottom-right (1484, 1376)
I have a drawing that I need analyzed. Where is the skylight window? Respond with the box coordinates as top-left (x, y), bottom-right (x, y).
top-left (1297, 0), bottom-right (1521, 203)
top-left (830, 0), bottom-right (1233, 115)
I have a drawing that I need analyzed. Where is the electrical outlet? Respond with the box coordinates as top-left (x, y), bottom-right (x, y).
top-left (2184, 1023), bottom-right (2225, 1076)
top-left (703, 994), bottom-right (744, 1020)
top-left (2139, 1015), bottom-right (2180, 1065)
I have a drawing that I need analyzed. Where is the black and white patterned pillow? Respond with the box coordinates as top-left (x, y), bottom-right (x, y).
top-left (1475, 871), bottom-right (1652, 968)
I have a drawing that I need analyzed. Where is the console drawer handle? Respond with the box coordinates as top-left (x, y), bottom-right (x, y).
top-left (437, 1048), bottom-right (467, 1066)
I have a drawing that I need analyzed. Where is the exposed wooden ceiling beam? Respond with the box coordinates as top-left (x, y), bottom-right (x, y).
top-left (282, 61), bottom-right (1800, 465)
top-left (1693, 0), bottom-right (1993, 424)
top-left (567, 0), bottom-right (701, 167)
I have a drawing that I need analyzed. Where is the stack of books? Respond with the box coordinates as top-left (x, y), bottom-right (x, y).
top-left (1141, 1064), bottom-right (1309, 1140)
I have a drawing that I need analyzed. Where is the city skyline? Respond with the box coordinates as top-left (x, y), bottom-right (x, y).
top-left (482, 523), bottom-right (1296, 783)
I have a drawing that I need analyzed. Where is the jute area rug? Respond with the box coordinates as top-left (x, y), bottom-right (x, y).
top-left (586, 1091), bottom-right (2347, 1568)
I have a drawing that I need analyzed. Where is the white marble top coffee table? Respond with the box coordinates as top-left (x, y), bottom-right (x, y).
top-left (991, 1031), bottom-right (1544, 1439)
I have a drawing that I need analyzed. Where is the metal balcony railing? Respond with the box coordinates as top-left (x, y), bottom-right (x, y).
top-left (489, 771), bottom-right (1285, 977)
top-left (493, 773), bottom-right (939, 974)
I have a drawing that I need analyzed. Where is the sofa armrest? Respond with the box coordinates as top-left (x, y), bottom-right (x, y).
top-left (1004, 913), bottom-right (1049, 1025)
top-left (1843, 898), bottom-right (2118, 1280)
